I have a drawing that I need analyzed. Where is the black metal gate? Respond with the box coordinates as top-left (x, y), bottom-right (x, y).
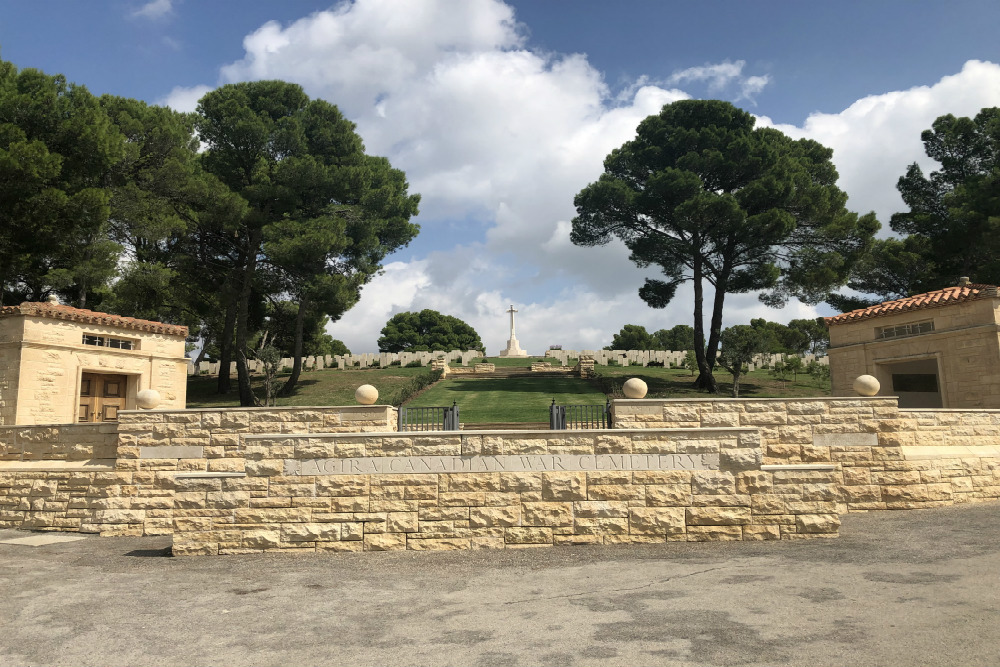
top-left (549, 399), bottom-right (611, 430)
top-left (398, 402), bottom-right (460, 431)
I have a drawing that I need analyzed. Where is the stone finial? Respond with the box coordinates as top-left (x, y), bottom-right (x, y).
top-left (958, 276), bottom-right (970, 286)
top-left (136, 389), bottom-right (162, 409)
top-left (853, 375), bottom-right (880, 397)
top-left (355, 384), bottom-right (378, 405)
top-left (46, 294), bottom-right (60, 304)
top-left (622, 377), bottom-right (648, 399)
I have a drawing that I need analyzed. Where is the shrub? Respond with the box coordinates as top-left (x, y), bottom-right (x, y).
top-left (384, 368), bottom-right (443, 406)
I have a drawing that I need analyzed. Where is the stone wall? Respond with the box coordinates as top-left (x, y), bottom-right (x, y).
top-left (0, 406), bottom-right (396, 535)
top-left (615, 398), bottom-right (1000, 512)
top-left (167, 427), bottom-right (840, 555)
top-left (0, 423), bottom-right (120, 530)
top-left (2, 398), bottom-right (999, 555)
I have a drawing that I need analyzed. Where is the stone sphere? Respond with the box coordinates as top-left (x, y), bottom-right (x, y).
top-left (355, 384), bottom-right (379, 405)
top-left (853, 375), bottom-right (880, 397)
top-left (622, 377), bottom-right (648, 399)
top-left (136, 389), bottom-right (162, 410)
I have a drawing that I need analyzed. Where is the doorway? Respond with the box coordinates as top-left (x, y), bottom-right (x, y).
top-left (880, 358), bottom-right (942, 408)
top-left (78, 373), bottom-right (128, 422)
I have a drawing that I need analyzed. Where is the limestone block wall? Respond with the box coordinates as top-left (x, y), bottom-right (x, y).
top-left (166, 427), bottom-right (842, 555)
top-left (614, 398), bottom-right (1000, 513)
top-left (2, 399), bottom-right (1000, 555)
top-left (0, 423), bottom-right (118, 462)
top-left (0, 424), bottom-right (120, 530)
top-left (0, 406), bottom-right (397, 535)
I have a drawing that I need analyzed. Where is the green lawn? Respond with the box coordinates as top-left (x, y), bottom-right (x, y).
top-left (186, 366), bottom-right (432, 408)
top-left (595, 365), bottom-right (831, 399)
top-left (404, 375), bottom-right (606, 423)
top-left (185, 360), bottom-right (830, 414)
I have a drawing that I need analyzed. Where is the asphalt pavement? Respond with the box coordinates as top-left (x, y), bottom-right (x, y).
top-left (2, 503), bottom-right (1000, 666)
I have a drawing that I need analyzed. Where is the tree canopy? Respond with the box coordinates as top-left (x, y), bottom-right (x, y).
top-left (0, 62), bottom-right (123, 307)
top-left (195, 80), bottom-right (420, 402)
top-left (573, 100), bottom-right (877, 392)
top-left (605, 323), bottom-right (696, 351)
top-left (829, 107), bottom-right (1000, 309)
top-left (0, 58), bottom-right (420, 406)
top-left (717, 325), bottom-right (773, 398)
top-left (378, 310), bottom-right (483, 353)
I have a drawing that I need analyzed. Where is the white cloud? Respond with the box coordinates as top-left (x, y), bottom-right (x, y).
top-left (161, 1), bottom-right (1000, 352)
top-left (667, 60), bottom-right (745, 91)
top-left (132, 0), bottom-right (173, 20)
top-left (758, 60), bottom-right (1000, 227)
top-left (157, 84), bottom-right (213, 112)
top-left (664, 60), bottom-right (770, 103)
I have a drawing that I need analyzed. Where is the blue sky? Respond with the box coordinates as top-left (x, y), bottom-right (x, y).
top-left (2, 0), bottom-right (1000, 354)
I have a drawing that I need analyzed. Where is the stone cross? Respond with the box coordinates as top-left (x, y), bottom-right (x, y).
top-left (506, 304), bottom-right (517, 337)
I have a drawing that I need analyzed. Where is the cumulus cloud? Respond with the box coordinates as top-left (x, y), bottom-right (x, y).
top-left (157, 84), bottom-right (213, 112)
top-left (132, 0), bottom-right (173, 20)
top-left (665, 59), bottom-right (770, 103)
top-left (156, 0), bottom-right (1000, 353)
top-left (758, 60), bottom-right (1000, 226)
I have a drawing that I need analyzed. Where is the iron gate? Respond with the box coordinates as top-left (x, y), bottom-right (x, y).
top-left (549, 399), bottom-right (611, 430)
top-left (398, 402), bottom-right (460, 431)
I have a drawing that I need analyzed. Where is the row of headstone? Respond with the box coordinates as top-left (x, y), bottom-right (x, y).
top-left (543, 349), bottom-right (828, 369)
top-left (544, 349), bottom-right (688, 367)
top-left (333, 349), bottom-right (482, 369)
top-left (188, 349), bottom-right (484, 375)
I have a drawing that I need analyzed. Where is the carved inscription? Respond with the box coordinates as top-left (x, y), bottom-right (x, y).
top-left (284, 453), bottom-right (719, 476)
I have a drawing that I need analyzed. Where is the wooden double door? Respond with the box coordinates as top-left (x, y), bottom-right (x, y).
top-left (78, 373), bottom-right (127, 422)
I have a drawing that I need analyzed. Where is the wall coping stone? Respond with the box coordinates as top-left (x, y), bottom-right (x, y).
top-left (119, 405), bottom-right (394, 415)
top-left (901, 408), bottom-right (1000, 414)
top-left (901, 445), bottom-right (1000, 459)
top-left (244, 426), bottom-right (760, 440)
top-left (613, 397), bottom-right (894, 404)
top-left (0, 459), bottom-right (115, 472)
top-left (174, 472), bottom-right (247, 479)
top-left (761, 464), bottom-right (837, 471)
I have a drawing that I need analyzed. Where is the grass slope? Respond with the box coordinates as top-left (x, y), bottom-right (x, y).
top-left (596, 366), bottom-right (830, 399)
top-left (404, 375), bottom-right (606, 423)
top-left (186, 367), bottom-right (431, 408)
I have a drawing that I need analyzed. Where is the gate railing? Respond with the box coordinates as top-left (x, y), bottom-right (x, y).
top-left (398, 402), bottom-right (460, 431)
top-left (549, 399), bottom-right (611, 430)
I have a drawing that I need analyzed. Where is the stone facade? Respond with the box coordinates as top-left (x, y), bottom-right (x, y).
top-left (826, 282), bottom-right (1000, 408)
top-left (615, 398), bottom-right (1000, 512)
top-left (2, 397), bottom-right (1000, 555)
top-left (0, 301), bottom-right (188, 425)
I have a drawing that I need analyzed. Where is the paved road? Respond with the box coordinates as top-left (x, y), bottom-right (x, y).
top-left (2, 503), bottom-right (1000, 667)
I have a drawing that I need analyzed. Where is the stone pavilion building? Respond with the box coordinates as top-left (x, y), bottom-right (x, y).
top-left (0, 298), bottom-right (188, 425)
top-left (825, 280), bottom-right (1000, 408)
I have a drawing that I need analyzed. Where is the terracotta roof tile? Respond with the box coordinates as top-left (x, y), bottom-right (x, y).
top-left (0, 302), bottom-right (188, 337)
top-left (825, 284), bottom-right (1000, 326)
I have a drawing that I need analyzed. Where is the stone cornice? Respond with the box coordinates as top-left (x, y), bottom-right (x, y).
top-left (0, 302), bottom-right (188, 337)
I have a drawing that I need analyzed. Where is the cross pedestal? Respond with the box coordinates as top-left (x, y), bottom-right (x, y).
top-left (498, 304), bottom-right (528, 357)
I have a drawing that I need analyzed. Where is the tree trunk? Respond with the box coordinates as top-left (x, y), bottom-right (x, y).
top-left (216, 300), bottom-right (236, 394)
top-left (704, 275), bottom-right (728, 372)
top-left (730, 370), bottom-right (742, 398)
top-left (235, 227), bottom-right (263, 407)
top-left (691, 256), bottom-right (718, 393)
top-left (278, 296), bottom-right (307, 397)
